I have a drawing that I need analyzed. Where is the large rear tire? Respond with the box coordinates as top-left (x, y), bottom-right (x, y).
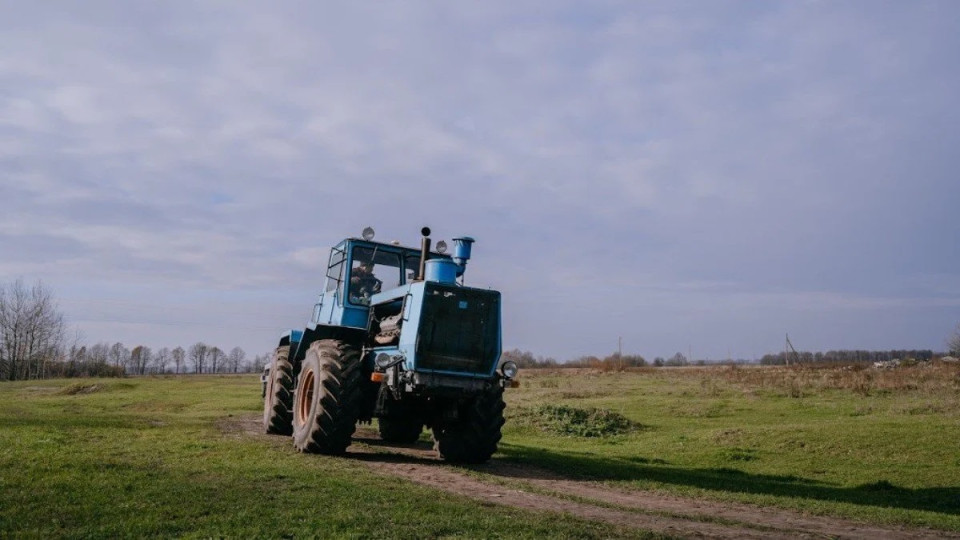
top-left (262, 346), bottom-right (293, 435)
top-left (433, 385), bottom-right (505, 463)
top-left (292, 340), bottom-right (362, 454)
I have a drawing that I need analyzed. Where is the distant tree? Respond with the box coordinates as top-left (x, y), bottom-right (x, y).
top-left (227, 347), bottom-right (246, 373)
top-left (130, 345), bottom-right (152, 375)
top-left (501, 349), bottom-right (537, 368)
top-left (620, 354), bottom-right (647, 368)
top-left (0, 279), bottom-right (66, 380)
top-left (189, 342), bottom-right (208, 373)
top-left (154, 347), bottom-right (170, 374)
top-left (109, 342), bottom-right (129, 371)
top-left (653, 357), bottom-right (665, 367)
top-left (172, 346), bottom-right (185, 374)
top-left (666, 352), bottom-right (688, 367)
top-left (67, 344), bottom-right (86, 371)
top-left (209, 346), bottom-right (224, 373)
top-left (499, 349), bottom-right (560, 368)
top-left (89, 342), bottom-right (110, 366)
top-left (245, 353), bottom-right (268, 373)
top-left (949, 324), bottom-right (960, 357)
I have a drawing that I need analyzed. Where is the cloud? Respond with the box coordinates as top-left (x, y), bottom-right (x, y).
top-left (1, 1), bottom-right (958, 359)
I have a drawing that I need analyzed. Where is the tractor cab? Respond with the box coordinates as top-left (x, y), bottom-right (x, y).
top-left (312, 234), bottom-right (453, 330)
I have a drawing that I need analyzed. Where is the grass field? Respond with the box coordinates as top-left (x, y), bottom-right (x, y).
top-left (0, 377), bottom-right (640, 538)
top-left (1, 363), bottom-right (958, 537)
top-left (504, 363), bottom-right (960, 531)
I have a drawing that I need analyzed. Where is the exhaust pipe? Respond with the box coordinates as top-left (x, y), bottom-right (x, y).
top-left (417, 226), bottom-right (431, 280)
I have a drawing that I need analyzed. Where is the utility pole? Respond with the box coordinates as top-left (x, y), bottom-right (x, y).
top-left (785, 333), bottom-right (799, 365)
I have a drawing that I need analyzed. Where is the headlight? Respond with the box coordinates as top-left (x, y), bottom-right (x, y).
top-left (500, 360), bottom-right (519, 379)
top-left (436, 240), bottom-right (448, 254)
top-left (362, 226), bottom-right (375, 241)
top-left (376, 353), bottom-right (403, 369)
top-left (375, 353), bottom-right (393, 369)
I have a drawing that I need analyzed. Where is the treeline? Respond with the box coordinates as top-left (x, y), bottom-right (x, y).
top-left (9, 341), bottom-right (269, 380)
top-left (0, 279), bottom-right (268, 381)
top-left (59, 342), bottom-right (269, 378)
top-left (502, 349), bottom-right (650, 370)
top-left (505, 347), bottom-right (954, 370)
top-left (759, 349), bottom-right (937, 366)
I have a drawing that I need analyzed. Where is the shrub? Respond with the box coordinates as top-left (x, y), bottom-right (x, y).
top-left (520, 404), bottom-right (642, 437)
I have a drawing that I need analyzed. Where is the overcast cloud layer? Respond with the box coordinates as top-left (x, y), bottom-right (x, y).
top-left (1, 1), bottom-right (958, 361)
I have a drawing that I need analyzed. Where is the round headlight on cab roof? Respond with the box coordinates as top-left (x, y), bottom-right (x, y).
top-left (362, 226), bottom-right (375, 241)
top-left (500, 360), bottom-right (519, 379)
top-left (436, 240), bottom-right (448, 254)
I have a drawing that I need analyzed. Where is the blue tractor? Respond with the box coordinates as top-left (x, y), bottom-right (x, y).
top-left (262, 227), bottom-right (519, 463)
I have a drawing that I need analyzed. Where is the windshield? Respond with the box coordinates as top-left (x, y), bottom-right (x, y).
top-left (349, 246), bottom-right (402, 305)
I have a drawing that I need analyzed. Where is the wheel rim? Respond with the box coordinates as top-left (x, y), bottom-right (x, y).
top-left (296, 369), bottom-right (316, 426)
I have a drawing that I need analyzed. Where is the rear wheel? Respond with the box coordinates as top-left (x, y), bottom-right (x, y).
top-left (262, 346), bottom-right (293, 435)
top-left (292, 340), bottom-right (362, 454)
top-left (433, 385), bottom-right (505, 463)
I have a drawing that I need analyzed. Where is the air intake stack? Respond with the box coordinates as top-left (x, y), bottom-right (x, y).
top-left (452, 237), bottom-right (474, 277)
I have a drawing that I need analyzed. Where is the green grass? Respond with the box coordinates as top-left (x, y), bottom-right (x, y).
top-left (0, 376), bottom-right (645, 539)
top-left (502, 364), bottom-right (960, 531)
top-left (3, 364), bottom-right (958, 536)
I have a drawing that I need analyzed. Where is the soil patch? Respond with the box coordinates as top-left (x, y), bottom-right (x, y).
top-left (56, 383), bottom-right (105, 395)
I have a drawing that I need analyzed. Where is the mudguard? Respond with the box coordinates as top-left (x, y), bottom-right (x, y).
top-left (288, 324), bottom-right (367, 368)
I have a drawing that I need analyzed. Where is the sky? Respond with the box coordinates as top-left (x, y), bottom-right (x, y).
top-left (1, 1), bottom-right (959, 362)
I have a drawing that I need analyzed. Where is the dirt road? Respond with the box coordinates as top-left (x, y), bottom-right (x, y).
top-left (349, 427), bottom-right (954, 540)
top-left (231, 417), bottom-right (956, 539)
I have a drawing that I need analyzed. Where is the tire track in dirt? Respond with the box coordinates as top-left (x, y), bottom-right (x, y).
top-left (229, 417), bottom-right (955, 539)
top-left (348, 426), bottom-right (954, 540)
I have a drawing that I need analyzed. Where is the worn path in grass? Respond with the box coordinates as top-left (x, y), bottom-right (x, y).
top-left (236, 417), bottom-right (955, 539)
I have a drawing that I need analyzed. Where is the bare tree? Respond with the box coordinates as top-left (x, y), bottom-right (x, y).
top-left (68, 344), bottom-right (87, 368)
top-left (154, 347), bottom-right (170, 374)
top-left (189, 342), bottom-right (208, 373)
top-left (109, 342), bottom-right (129, 372)
top-left (130, 345), bottom-right (152, 375)
top-left (949, 323), bottom-right (960, 357)
top-left (228, 347), bottom-right (246, 373)
top-left (172, 346), bottom-right (185, 374)
top-left (244, 353), bottom-right (266, 373)
top-left (0, 279), bottom-right (65, 380)
top-left (209, 346), bottom-right (224, 373)
top-left (88, 342), bottom-right (110, 367)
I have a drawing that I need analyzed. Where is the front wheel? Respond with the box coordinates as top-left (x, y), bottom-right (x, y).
top-left (292, 340), bottom-right (362, 454)
top-left (262, 346), bottom-right (293, 435)
top-left (433, 386), bottom-right (505, 463)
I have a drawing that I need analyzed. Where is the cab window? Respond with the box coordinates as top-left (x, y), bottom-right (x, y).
top-left (325, 247), bottom-right (346, 293)
top-left (349, 247), bottom-right (401, 305)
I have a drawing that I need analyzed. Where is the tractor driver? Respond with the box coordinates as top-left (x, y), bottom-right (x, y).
top-left (349, 261), bottom-right (382, 305)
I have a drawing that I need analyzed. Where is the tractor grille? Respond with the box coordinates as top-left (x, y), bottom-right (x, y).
top-left (416, 283), bottom-right (500, 375)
